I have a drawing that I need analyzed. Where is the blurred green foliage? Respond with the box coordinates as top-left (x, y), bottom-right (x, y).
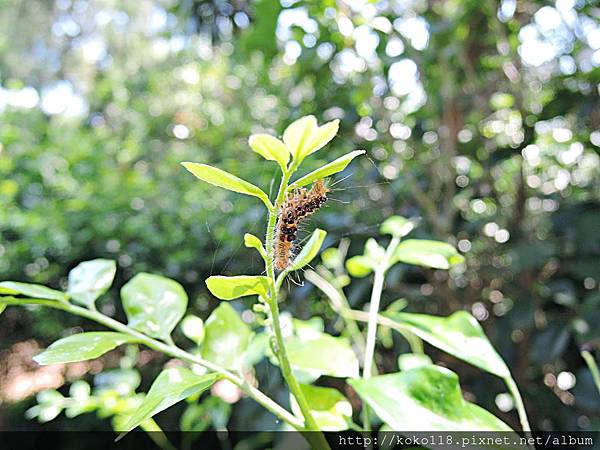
top-left (1, 0), bottom-right (599, 434)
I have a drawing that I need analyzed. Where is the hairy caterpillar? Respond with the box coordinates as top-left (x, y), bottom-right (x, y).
top-left (274, 179), bottom-right (329, 270)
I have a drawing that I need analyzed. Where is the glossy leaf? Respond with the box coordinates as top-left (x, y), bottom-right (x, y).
top-left (297, 119), bottom-right (340, 160)
top-left (67, 259), bottom-right (116, 307)
top-left (286, 332), bottom-right (359, 378)
top-left (287, 229), bottom-right (326, 271)
top-left (291, 384), bottom-right (352, 431)
top-left (119, 368), bottom-right (220, 437)
top-left (180, 315), bottom-right (205, 345)
top-left (398, 353), bottom-right (432, 371)
top-left (349, 365), bottom-right (512, 431)
top-left (205, 275), bottom-right (270, 300)
top-left (346, 255), bottom-right (375, 278)
top-left (289, 150), bottom-right (366, 189)
top-left (121, 273), bottom-right (188, 340)
top-left (380, 216), bottom-right (415, 238)
top-left (181, 162), bottom-right (271, 208)
top-left (202, 303), bottom-right (252, 371)
top-left (248, 134), bottom-right (289, 169)
top-left (385, 311), bottom-right (510, 378)
top-left (282, 115), bottom-right (317, 161)
top-left (0, 281), bottom-right (67, 302)
top-left (34, 332), bottom-right (139, 365)
top-left (392, 239), bottom-right (464, 269)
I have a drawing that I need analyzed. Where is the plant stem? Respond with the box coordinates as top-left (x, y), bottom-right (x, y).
top-left (504, 375), bottom-right (531, 434)
top-left (0, 296), bottom-right (303, 430)
top-left (361, 236), bottom-right (400, 431)
top-left (581, 350), bottom-right (600, 396)
top-left (263, 171), bottom-right (330, 450)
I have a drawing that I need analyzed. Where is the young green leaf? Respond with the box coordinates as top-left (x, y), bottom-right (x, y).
top-left (121, 273), bottom-right (188, 341)
top-left (287, 229), bottom-right (326, 271)
top-left (205, 275), bottom-right (270, 300)
top-left (392, 239), bottom-right (464, 269)
top-left (0, 281), bottom-right (68, 302)
top-left (290, 384), bottom-right (353, 431)
top-left (67, 259), bottom-right (116, 308)
top-left (283, 115), bottom-right (318, 161)
top-left (283, 116), bottom-right (340, 163)
top-left (34, 332), bottom-right (140, 365)
top-left (379, 216), bottom-right (415, 238)
top-left (384, 311), bottom-right (511, 378)
top-left (285, 333), bottom-right (359, 378)
top-left (180, 315), bottom-right (205, 345)
top-left (248, 134), bottom-right (290, 169)
top-left (119, 368), bottom-right (220, 438)
top-left (181, 162), bottom-right (272, 208)
top-left (202, 303), bottom-right (252, 371)
top-left (345, 255), bottom-right (375, 278)
top-left (349, 365), bottom-right (513, 432)
top-left (0, 303), bottom-right (6, 315)
top-left (289, 150), bottom-right (366, 189)
top-left (243, 233), bottom-right (266, 258)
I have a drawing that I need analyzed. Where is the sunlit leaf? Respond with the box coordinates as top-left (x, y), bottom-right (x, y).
top-left (289, 150), bottom-right (366, 189)
top-left (283, 115), bottom-right (318, 161)
top-left (181, 162), bottom-right (271, 208)
top-left (287, 229), bottom-right (326, 271)
top-left (202, 303), bottom-right (252, 371)
top-left (248, 134), bottom-right (290, 169)
top-left (349, 365), bottom-right (513, 431)
top-left (180, 315), bottom-right (205, 345)
top-left (380, 216), bottom-right (415, 238)
top-left (398, 353), bottom-right (432, 371)
top-left (346, 255), bottom-right (375, 278)
top-left (299, 119), bottom-right (340, 160)
top-left (205, 275), bottom-right (270, 300)
top-left (286, 332), bottom-right (359, 378)
top-left (290, 384), bottom-right (352, 431)
top-left (67, 259), bottom-right (116, 307)
top-left (385, 311), bottom-right (510, 378)
top-left (121, 273), bottom-right (188, 340)
top-left (0, 281), bottom-right (67, 302)
top-left (119, 368), bottom-right (220, 438)
top-left (34, 332), bottom-right (139, 365)
top-left (392, 239), bottom-right (464, 269)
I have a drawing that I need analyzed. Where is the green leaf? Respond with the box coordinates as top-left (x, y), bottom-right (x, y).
top-left (349, 365), bottom-right (512, 431)
top-left (392, 239), bottom-right (464, 269)
top-left (33, 332), bottom-right (139, 365)
top-left (286, 333), bottom-right (359, 378)
top-left (181, 162), bottom-right (271, 208)
top-left (291, 384), bottom-right (352, 431)
top-left (248, 134), bottom-right (290, 169)
top-left (380, 216), bottom-right (415, 238)
top-left (398, 353), bottom-right (432, 371)
top-left (180, 315), bottom-right (205, 345)
top-left (202, 303), bottom-right (252, 371)
top-left (205, 275), bottom-right (270, 300)
top-left (287, 229), bottom-right (326, 271)
top-left (243, 233), bottom-right (263, 250)
top-left (119, 368), bottom-right (220, 437)
top-left (385, 311), bottom-right (510, 378)
top-left (0, 281), bottom-right (67, 302)
top-left (0, 303), bottom-right (6, 315)
top-left (346, 255), bottom-right (374, 278)
top-left (121, 273), bottom-right (188, 340)
top-left (298, 119), bottom-right (340, 160)
top-left (67, 259), bottom-right (116, 307)
top-left (289, 150), bottom-right (366, 189)
top-left (283, 115), bottom-right (317, 161)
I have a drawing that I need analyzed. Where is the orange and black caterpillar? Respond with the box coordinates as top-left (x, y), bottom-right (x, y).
top-left (274, 179), bottom-right (329, 270)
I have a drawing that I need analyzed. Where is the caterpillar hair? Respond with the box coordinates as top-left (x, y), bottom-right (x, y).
top-left (274, 179), bottom-right (329, 271)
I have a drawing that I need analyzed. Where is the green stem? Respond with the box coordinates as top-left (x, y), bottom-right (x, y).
top-left (361, 236), bottom-right (400, 431)
top-left (263, 170), bottom-right (330, 450)
top-left (581, 350), bottom-right (600, 396)
top-left (0, 296), bottom-right (303, 430)
top-left (504, 375), bottom-right (531, 434)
